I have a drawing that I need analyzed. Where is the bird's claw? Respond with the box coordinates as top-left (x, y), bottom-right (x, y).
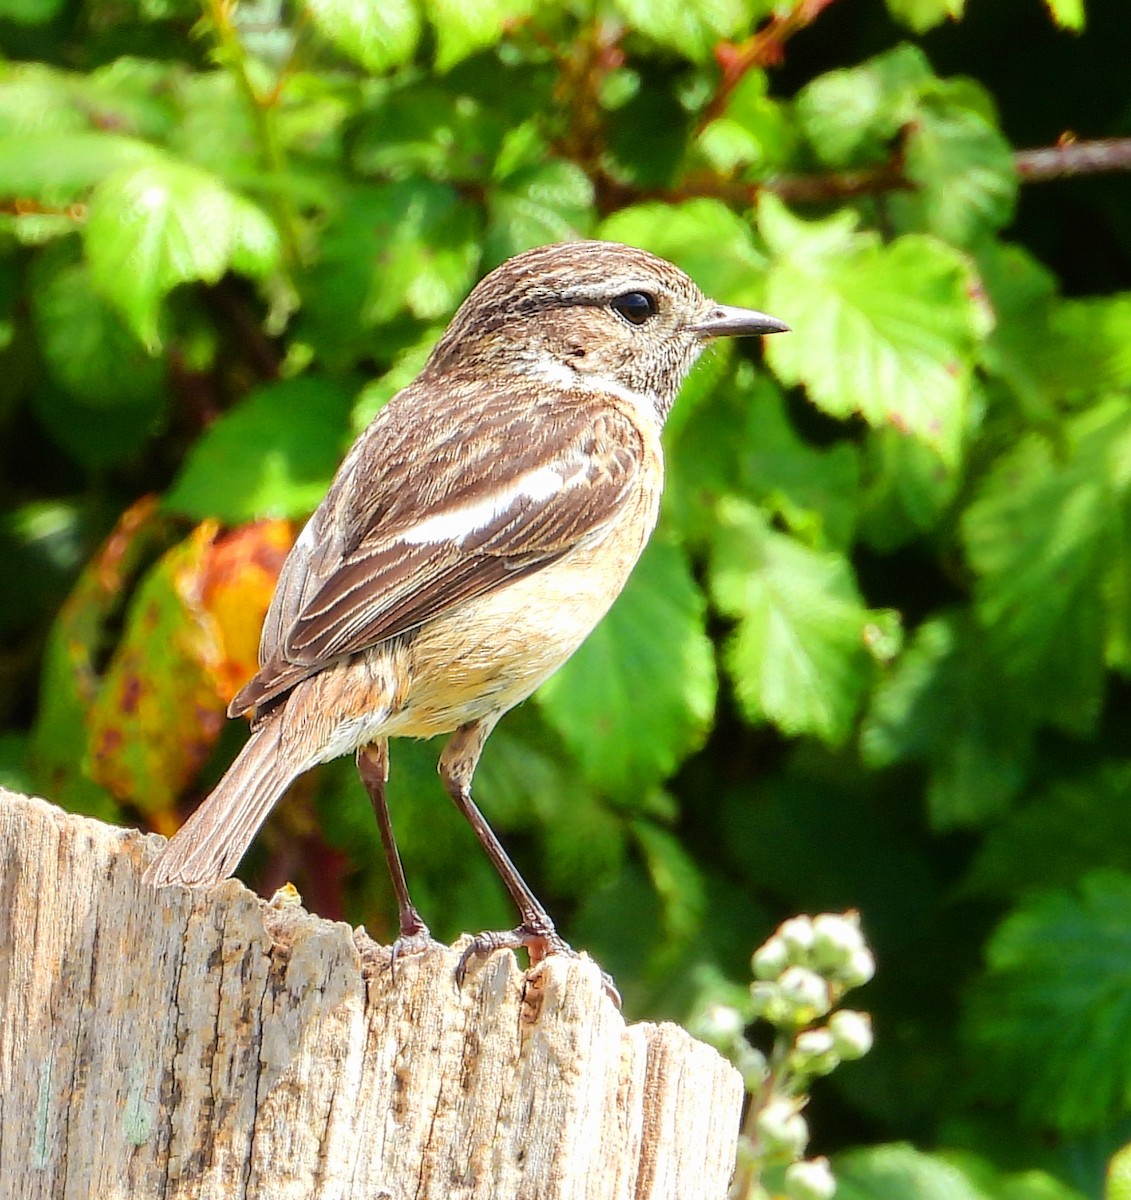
top-left (455, 925), bottom-right (621, 1007)
top-left (387, 927), bottom-right (444, 976)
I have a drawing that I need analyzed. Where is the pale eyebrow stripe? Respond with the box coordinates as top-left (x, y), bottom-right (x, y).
top-left (397, 464), bottom-right (580, 546)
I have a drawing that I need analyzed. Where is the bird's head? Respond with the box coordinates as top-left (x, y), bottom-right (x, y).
top-left (423, 241), bottom-right (788, 421)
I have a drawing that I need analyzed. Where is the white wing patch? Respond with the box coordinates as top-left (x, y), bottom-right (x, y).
top-left (398, 464), bottom-right (581, 547)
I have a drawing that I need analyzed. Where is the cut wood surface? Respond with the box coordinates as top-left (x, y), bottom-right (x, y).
top-left (0, 790), bottom-right (743, 1199)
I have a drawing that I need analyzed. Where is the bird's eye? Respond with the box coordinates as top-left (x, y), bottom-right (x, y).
top-left (610, 292), bottom-right (657, 325)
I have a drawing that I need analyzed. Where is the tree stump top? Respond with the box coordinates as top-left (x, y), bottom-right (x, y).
top-left (0, 790), bottom-right (743, 1199)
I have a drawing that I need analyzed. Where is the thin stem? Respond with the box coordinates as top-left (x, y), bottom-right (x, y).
top-left (554, 17), bottom-right (625, 179)
top-left (201, 0), bottom-right (302, 266)
top-left (729, 1030), bottom-right (796, 1198)
top-left (1014, 136), bottom-right (1131, 182)
top-left (610, 136), bottom-right (1131, 216)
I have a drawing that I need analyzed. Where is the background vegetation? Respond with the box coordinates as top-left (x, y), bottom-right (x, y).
top-left (2, 0), bottom-right (1131, 1194)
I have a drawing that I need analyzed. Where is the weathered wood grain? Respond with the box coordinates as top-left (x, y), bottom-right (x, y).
top-left (0, 790), bottom-right (743, 1199)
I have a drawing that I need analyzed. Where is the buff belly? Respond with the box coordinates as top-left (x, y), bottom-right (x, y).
top-left (287, 451), bottom-right (662, 764)
top-left (387, 515), bottom-right (653, 738)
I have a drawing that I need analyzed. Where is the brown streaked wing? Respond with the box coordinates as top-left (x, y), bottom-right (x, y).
top-left (231, 384), bottom-right (645, 715)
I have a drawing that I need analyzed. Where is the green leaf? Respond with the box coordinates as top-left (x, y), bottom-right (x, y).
top-left (604, 73), bottom-right (693, 189)
top-left (0, 133), bottom-right (157, 203)
top-left (1045, 0), bottom-right (1085, 30)
top-left (885, 0), bottom-right (965, 33)
top-left (599, 199), bottom-right (768, 308)
top-left (975, 252), bottom-right (1131, 426)
top-left (166, 71), bottom-right (262, 183)
top-left (0, 66), bottom-right (88, 137)
top-left (536, 538), bottom-right (717, 797)
top-left (84, 159), bottom-right (281, 350)
top-left (29, 246), bottom-right (164, 408)
top-left (668, 365), bottom-right (860, 550)
top-left (741, 374), bottom-right (861, 551)
top-left (362, 183), bottom-right (481, 318)
top-left (962, 399), bottom-right (1131, 734)
top-left (859, 426), bottom-right (959, 551)
top-left (81, 58), bottom-right (182, 142)
top-left (28, 499), bottom-right (173, 821)
top-left (975, 241), bottom-right (1062, 420)
top-left (85, 526), bottom-right (230, 817)
top-left (892, 101), bottom-right (1017, 246)
top-left (760, 194), bottom-right (985, 464)
top-left (795, 44), bottom-right (933, 168)
top-left (633, 820), bottom-right (706, 953)
top-left (694, 70), bottom-right (795, 176)
top-left (861, 611), bottom-right (1032, 828)
top-left (967, 871), bottom-right (1131, 1132)
top-left (837, 1145), bottom-right (1087, 1200)
top-left (709, 499), bottom-right (880, 745)
top-left (836, 1144), bottom-right (984, 1200)
top-left (1046, 294), bottom-right (1131, 401)
top-left (484, 158), bottom-right (595, 269)
top-left (476, 714), bottom-right (626, 898)
top-left (166, 377), bottom-right (355, 522)
top-left (296, 182), bottom-right (481, 367)
top-left (423, 0), bottom-right (532, 71)
top-left (0, 0), bottom-right (65, 24)
top-left (611, 0), bottom-right (749, 62)
top-left (306, 0), bottom-right (421, 72)
top-left (965, 765), bottom-right (1131, 901)
top-left (1109, 1144), bottom-right (1131, 1200)
top-left (0, 733), bottom-right (32, 793)
top-left (351, 82), bottom-right (505, 183)
top-left (661, 352), bottom-right (750, 543)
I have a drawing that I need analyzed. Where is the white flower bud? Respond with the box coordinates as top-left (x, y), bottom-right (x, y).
top-left (777, 966), bottom-right (832, 1023)
top-left (791, 1027), bottom-right (841, 1077)
top-left (752, 934), bottom-right (790, 980)
top-left (734, 1041), bottom-right (768, 1091)
top-left (841, 945), bottom-right (876, 989)
top-left (696, 1002), bottom-right (745, 1042)
top-left (755, 1098), bottom-right (808, 1156)
top-left (795, 1027), bottom-right (836, 1057)
top-left (828, 1010), bottom-right (873, 1060)
top-left (784, 1157), bottom-right (837, 1200)
top-left (810, 912), bottom-right (866, 972)
top-left (778, 916), bottom-right (816, 958)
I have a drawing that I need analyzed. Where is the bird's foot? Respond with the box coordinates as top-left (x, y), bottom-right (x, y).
top-left (387, 919), bottom-right (444, 976)
top-left (456, 924), bottom-right (620, 1007)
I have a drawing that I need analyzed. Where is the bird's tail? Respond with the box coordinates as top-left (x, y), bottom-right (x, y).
top-left (143, 718), bottom-right (296, 888)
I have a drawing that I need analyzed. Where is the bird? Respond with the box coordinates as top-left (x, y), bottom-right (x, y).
top-left (144, 239), bottom-right (788, 979)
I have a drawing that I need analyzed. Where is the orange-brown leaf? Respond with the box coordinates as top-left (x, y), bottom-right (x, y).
top-left (200, 519), bottom-right (294, 703)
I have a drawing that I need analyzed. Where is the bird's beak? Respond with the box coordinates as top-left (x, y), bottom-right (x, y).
top-left (693, 304), bottom-right (790, 339)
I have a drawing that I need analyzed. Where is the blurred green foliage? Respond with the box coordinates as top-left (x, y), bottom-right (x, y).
top-left (3, 0), bottom-right (1131, 1194)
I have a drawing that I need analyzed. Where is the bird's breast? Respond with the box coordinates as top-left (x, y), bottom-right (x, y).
top-left (384, 465), bottom-right (663, 739)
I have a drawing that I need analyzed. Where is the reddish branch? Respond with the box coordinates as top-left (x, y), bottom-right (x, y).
top-left (0, 199), bottom-right (86, 220)
top-left (703, 0), bottom-right (840, 127)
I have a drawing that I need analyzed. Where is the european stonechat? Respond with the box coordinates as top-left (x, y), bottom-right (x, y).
top-left (145, 240), bottom-right (788, 977)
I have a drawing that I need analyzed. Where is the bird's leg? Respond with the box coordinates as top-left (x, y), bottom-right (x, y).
top-left (438, 718), bottom-right (575, 971)
top-left (357, 740), bottom-right (436, 959)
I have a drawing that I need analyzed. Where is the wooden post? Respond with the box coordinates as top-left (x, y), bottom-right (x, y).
top-left (0, 790), bottom-right (743, 1199)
